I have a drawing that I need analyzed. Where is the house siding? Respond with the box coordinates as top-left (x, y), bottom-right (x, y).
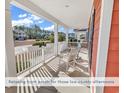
top-left (104, 0), bottom-right (119, 93)
top-left (91, 0), bottom-right (102, 93)
top-left (91, 0), bottom-right (102, 76)
top-left (91, 0), bottom-right (119, 93)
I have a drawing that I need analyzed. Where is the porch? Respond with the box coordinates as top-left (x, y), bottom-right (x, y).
top-left (5, 0), bottom-right (116, 93)
top-left (5, 0), bottom-right (92, 93)
top-left (6, 44), bottom-right (90, 93)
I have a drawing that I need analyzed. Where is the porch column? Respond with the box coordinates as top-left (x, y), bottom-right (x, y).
top-left (5, 0), bottom-right (16, 77)
top-left (54, 23), bottom-right (58, 56)
top-left (65, 28), bottom-right (69, 48)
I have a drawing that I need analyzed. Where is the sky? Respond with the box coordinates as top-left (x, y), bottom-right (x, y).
top-left (10, 4), bottom-right (74, 33)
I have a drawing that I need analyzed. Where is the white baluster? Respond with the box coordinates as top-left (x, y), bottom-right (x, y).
top-left (26, 52), bottom-right (29, 68)
top-left (34, 50), bottom-right (36, 66)
top-left (42, 46), bottom-right (45, 63)
top-left (20, 53), bottom-right (24, 72)
top-left (16, 54), bottom-right (20, 73)
top-left (35, 49), bottom-right (37, 65)
top-left (30, 51), bottom-right (32, 67)
top-left (32, 51), bottom-right (34, 66)
top-left (40, 48), bottom-right (42, 61)
top-left (37, 49), bottom-right (39, 63)
top-left (24, 52), bottom-right (26, 70)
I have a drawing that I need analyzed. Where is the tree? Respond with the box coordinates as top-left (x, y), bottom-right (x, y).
top-left (58, 32), bottom-right (65, 42)
top-left (33, 24), bottom-right (42, 39)
top-left (48, 35), bottom-right (54, 43)
top-left (14, 25), bottom-right (18, 29)
top-left (26, 27), bottom-right (33, 39)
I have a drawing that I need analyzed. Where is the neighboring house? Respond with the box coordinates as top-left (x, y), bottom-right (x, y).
top-left (74, 29), bottom-right (88, 42)
top-left (68, 33), bottom-right (76, 38)
top-left (13, 29), bottom-right (27, 40)
top-left (68, 33), bottom-right (76, 42)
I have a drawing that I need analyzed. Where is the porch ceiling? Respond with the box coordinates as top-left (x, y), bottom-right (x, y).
top-left (29, 0), bottom-right (93, 30)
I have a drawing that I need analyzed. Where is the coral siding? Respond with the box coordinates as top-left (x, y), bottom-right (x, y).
top-left (91, 0), bottom-right (101, 76)
top-left (91, 0), bottom-right (102, 92)
top-left (104, 87), bottom-right (119, 93)
top-left (91, 0), bottom-right (119, 93)
top-left (104, 0), bottom-right (119, 93)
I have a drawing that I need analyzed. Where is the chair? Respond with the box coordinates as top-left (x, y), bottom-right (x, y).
top-left (58, 48), bottom-right (78, 72)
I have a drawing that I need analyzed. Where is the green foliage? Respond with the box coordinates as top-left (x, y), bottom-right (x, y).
top-left (48, 35), bottom-right (54, 43)
top-left (33, 41), bottom-right (47, 47)
top-left (14, 25), bottom-right (43, 39)
top-left (69, 37), bottom-right (77, 42)
top-left (35, 39), bottom-right (40, 41)
top-left (73, 38), bottom-right (77, 42)
top-left (13, 25), bottom-right (69, 42)
top-left (58, 33), bottom-right (65, 42)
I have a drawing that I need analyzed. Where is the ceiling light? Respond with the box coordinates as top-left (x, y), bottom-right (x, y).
top-left (65, 5), bottom-right (70, 8)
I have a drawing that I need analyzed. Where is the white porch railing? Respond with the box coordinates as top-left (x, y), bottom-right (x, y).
top-left (15, 47), bottom-right (43, 74)
top-left (44, 43), bottom-right (54, 61)
top-left (58, 41), bottom-right (68, 54)
top-left (68, 42), bottom-right (88, 48)
top-left (15, 42), bottom-right (67, 75)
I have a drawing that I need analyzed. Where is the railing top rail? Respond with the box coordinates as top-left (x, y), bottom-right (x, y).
top-left (15, 47), bottom-right (42, 55)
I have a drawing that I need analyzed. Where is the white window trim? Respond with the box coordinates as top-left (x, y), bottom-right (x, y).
top-left (95, 0), bottom-right (114, 93)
